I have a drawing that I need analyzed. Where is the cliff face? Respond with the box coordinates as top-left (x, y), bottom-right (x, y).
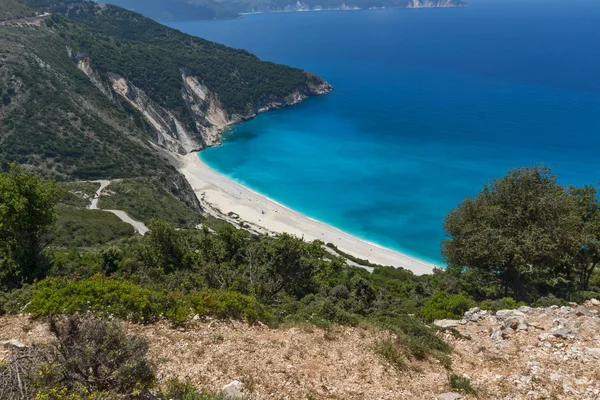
top-left (73, 54), bottom-right (331, 153)
top-left (56, 3), bottom-right (333, 154)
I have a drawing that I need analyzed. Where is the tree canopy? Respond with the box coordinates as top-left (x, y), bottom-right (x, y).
top-left (442, 166), bottom-right (597, 300)
top-left (0, 164), bottom-right (61, 289)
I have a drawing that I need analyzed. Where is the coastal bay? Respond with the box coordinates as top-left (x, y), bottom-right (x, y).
top-left (170, 2), bottom-right (600, 265)
top-left (178, 152), bottom-right (438, 274)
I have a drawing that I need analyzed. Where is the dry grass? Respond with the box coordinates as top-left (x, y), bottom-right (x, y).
top-left (2, 304), bottom-right (600, 399)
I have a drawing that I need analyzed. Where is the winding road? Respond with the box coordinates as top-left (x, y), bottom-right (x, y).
top-left (88, 180), bottom-right (149, 236)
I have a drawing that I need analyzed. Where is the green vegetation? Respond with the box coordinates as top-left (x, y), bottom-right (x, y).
top-left (99, 177), bottom-right (202, 226)
top-left (0, 21), bottom-right (174, 180)
top-left (449, 374), bottom-right (477, 395)
top-left (3, 158), bottom-right (600, 396)
top-left (374, 339), bottom-right (406, 370)
top-left (443, 166), bottom-right (600, 301)
top-left (25, 276), bottom-right (271, 325)
top-left (0, 164), bottom-right (61, 290)
top-left (0, 0), bottom-right (35, 20)
top-left (55, 3), bottom-right (326, 116)
top-left (52, 206), bottom-right (136, 247)
top-left (421, 292), bottom-right (473, 322)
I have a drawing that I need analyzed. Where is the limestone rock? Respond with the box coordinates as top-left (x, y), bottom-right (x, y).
top-left (584, 348), bottom-right (600, 358)
top-left (222, 381), bottom-right (245, 399)
top-left (0, 339), bottom-right (27, 349)
top-left (436, 393), bottom-right (464, 400)
top-left (491, 328), bottom-right (503, 341)
top-left (590, 298), bottom-right (600, 306)
top-left (433, 319), bottom-right (460, 328)
top-left (552, 327), bottom-right (574, 339)
top-left (496, 309), bottom-right (528, 331)
top-left (573, 306), bottom-right (590, 317)
top-left (518, 306), bottom-right (532, 313)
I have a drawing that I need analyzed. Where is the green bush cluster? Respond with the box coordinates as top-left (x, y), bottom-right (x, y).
top-left (421, 292), bottom-right (473, 322)
top-left (25, 275), bottom-right (271, 326)
top-left (478, 297), bottom-right (525, 312)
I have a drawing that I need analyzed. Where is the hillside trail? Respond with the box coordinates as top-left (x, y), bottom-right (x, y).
top-left (88, 180), bottom-right (149, 235)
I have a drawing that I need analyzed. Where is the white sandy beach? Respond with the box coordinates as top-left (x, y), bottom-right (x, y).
top-left (179, 152), bottom-right (438, 275)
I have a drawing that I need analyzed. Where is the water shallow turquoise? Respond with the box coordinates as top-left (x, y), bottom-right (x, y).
top-left (168, 0), bottom-right (600, 265)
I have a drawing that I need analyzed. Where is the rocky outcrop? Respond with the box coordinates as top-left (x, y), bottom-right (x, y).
top-left (67, 47), bottom-right (114, 100)
top-left (108, 73), bottom-right (201, 154)
top-left (68, 53), bottom-right (331, 156)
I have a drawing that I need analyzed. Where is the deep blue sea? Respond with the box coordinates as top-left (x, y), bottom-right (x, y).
top-left (167, 0), bottom-right (600, 265)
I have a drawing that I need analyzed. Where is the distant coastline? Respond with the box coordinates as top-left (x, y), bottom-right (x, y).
top-left (177, 152), bottom-right (440, 275)
top-left (239, 2), bottom-right (467, 16)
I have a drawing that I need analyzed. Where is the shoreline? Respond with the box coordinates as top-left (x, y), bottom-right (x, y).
top-left (178, 152), bottom-right (439, 275)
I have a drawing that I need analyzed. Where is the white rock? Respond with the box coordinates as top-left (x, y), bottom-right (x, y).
top-left (222, 381), bottom-right (245, 399)
top-left (436, 393), bottom-right (464, 400)
top-left (433, 319), bottom-right (460, 328)
top-left (0, 339), bottom-right (27, 349)
top-left (590, 298), bottom-right (600, 306)
top-left (585, 348), bottom-right (600, 358)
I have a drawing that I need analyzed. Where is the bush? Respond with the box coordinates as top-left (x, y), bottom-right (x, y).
top-left (159, 377), bottom-right (224, 400)
top-left (277, 295), bottom-right (360, 327)
top-left (25, 276), bottom-right (271, 326)
top-left (531, 294), bottom-right (570, 308)
top-left (371, 312), bottom-right (452, 365)
top-left (48, 316), bottom-right (156, 394)
top-left (421, 292), bottom-right (473, 322)
top-left (0, 315), bottom-right (155, 399)
top-left (374, 339), bottom-right (406, 370)
top-left (570, 291), bottom-right (600, 304)
top-left (479, 297), bottom-right (525, 312)
top-left (331, 284), bottom-right (350, 300)
top-left (0, 284), bottom-right (35, 314)
top-left (449, 374), bottom-right (477, 395)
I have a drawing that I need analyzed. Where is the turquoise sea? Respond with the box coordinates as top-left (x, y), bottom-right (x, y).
top-left (167, 0), bottom-right (600, 265)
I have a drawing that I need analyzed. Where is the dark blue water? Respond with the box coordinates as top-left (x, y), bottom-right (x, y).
top-left (167, 0), bottom-right (600, 265)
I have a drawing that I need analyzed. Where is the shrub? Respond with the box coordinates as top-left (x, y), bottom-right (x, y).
top-left (449, 374), bottom-right (477, 395)
top-left (531, 294), bottom-right (570, 308)
top-left (0, 284), bottom-right (35, 314)
top-left (48, 316), bottom-right (156, 394)
top-left (421, 292), bottom-right (473, 322)
top-left (26, 276), bottom-right (166, 323)
top-left (371, 312), bottom-right (452, 365)
top-left (570, 291), bottom-right (600, 304)
top-left (479, 297), bottom-right (525, 312)
top-left (0, 316), bottom-right (155, 399)
top-left (25, 276), bottom-right (271, 326)
top-left (374, 339), bottom-right (406, 371)
top-left (159, 377), bottom-right (224, 400)
top-left (331, 284), bottom-right (350, 300)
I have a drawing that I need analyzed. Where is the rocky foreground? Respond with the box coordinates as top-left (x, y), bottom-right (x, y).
top-left (2, 300), bottom-right (600, 399)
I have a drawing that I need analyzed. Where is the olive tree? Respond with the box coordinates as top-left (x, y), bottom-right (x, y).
top-left (0, 164), bottom-right (61, 290)
top-left (568, 185), bottom-right (600, 290)
top-left (442, 166), bottom-right (582, 300)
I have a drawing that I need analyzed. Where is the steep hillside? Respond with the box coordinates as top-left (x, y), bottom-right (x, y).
top-left (0, 1), bottom-right (330, 178)
top-left (0, 0), bottom-right (35, 20)
top-left (101, 0), bottom-right (467, 21)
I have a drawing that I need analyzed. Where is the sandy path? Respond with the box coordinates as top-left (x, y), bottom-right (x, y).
top-left (88, 180), bottom-right (149, 236)
top-left (178, 152), bottom-right (438, 275)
